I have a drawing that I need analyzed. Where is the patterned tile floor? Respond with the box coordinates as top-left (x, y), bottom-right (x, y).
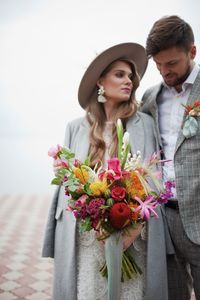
top-left (0, 194), bottom-right (196, 300)
top-left (0, 194), bottom-right (53, 300)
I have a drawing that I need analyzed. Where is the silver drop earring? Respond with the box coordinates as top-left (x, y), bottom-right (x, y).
top-left (97, 85), bottom-right (107, 103)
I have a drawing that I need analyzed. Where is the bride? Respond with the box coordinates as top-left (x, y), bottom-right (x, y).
top-left (42, 42), bottom-right (170, 300)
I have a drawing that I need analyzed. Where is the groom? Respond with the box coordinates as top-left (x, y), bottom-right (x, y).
top-left (140, 15), bottom-right (200, 300)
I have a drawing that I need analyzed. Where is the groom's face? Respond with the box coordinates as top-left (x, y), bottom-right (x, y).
top-left (153, 46), bottom-right (196, 89)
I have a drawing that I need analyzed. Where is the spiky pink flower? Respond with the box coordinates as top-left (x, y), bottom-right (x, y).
top-left (134, 196), bottom-right (158, 220)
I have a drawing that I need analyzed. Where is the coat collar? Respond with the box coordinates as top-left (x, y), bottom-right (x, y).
top-left (146, 83), bottom-right (163, 147)
top-left (75, 113), bottom-right (146, 163)
top-left (144, 70), bottom-right (200, 154)
top-left (126, 113), bottom-right (145, 158)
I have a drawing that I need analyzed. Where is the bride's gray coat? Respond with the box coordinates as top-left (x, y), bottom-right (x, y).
top-left (42, 112), bottom-right (173, 300)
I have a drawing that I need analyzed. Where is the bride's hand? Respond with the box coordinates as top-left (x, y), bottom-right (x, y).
top-left (95, 230), bottom-right (105, 248)
top-left (122, 223), bottom-right (143, 251)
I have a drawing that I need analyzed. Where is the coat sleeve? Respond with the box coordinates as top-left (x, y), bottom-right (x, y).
top-left (41, 122), bottom-right (72, 258)
top-left (41, 186), bottom-right (60, 257)
top-left (144, 206), bottom-right (169, 300)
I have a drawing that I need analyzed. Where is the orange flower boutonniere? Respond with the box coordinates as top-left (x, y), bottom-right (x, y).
top-left (182, 100), bottom-right (200, 138)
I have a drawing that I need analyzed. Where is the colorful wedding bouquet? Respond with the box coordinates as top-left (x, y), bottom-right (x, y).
top-left (48, 119), bottom-right (174, 283)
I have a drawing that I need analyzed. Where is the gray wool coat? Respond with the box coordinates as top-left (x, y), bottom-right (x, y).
top-left (42, 112), bottom-right (173, 300)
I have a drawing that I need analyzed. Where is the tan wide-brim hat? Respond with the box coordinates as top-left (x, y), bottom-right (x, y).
top-left (78, 42), bottom-right (148, 109)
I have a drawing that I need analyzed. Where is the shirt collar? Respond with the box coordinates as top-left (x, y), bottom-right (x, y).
top-left (184, 63), bottom-right (200, 85)
top-left (162, 62), bottom-right (200, 93)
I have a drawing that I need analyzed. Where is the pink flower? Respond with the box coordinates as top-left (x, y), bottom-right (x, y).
top-left (53, 159), bottom-right (62, 171)
top-left (111, 186), bottom-right (126, 201)
top-left (77, 194), bottom-right (88, 205)
top-left (134, 196), bottom-right (158, 220)
top-left (107, 158), bottom-right (122, 180)
top-left (53, 157), bottom-right (69, 172)
top-left (74, 159), bottom-right (81, 167)
top-left (48, 144), bottom-right (62, 159)
top-left (98, 158), bottom-right (122, 181)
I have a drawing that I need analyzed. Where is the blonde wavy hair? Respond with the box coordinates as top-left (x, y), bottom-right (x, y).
top-left (86, 59), bottom-right (140, 168)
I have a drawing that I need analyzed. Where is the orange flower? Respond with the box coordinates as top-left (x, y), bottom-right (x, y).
top-left (129, 203), bottom-right (140, 221)
top-left (193, 99), bottom-right (200, 107)
top-left (185, 99), bottom-right (200, 113)
top-left (125, 172), bottom-right (145, 199)
top-left (73, 167), bottom-right (89, 184)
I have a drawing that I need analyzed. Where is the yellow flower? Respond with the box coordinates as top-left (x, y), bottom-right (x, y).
top-left (90, 180), bottom-right (108, 196)
top-left (73, 167), bottom-right (89, 184)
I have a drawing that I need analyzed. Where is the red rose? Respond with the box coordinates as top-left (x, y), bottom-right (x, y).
top-left (109, 203), bottom-right (131, 229)
top-left (111, 186), bottom-right (126, 201)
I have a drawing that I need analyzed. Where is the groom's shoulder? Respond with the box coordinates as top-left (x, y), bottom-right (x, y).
top-left (136, 111), bottom-right (154, 124)
top-left (143, 82), bottom-right (162, 98)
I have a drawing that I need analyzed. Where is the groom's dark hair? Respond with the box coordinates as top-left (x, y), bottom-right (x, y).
top-left (146, 15), bottom-right (194, 58)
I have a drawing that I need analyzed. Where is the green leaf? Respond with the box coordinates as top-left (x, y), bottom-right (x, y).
top-left (79, 217), bottom-right (92, 232)
top-left (83, 183), bottom-right (92, 195)
top-left (83, 156), bottom-right (91, 166)
top-left (100, 205), bottom-right (110, 209)
top-left (51, 178), bottom-right (62, 185)
top-left (117, 119), bottom-right (123, 160)
top-left (55, 168), bottom-right (68, 179)
top-left (67, 185), bottom-right (78, 192)
top-left (121, 144), bottom-right (131, 169)
top-left (64, 178), bottom-right (79, 186)
top-left (61, 147), bottom-right (75, 159)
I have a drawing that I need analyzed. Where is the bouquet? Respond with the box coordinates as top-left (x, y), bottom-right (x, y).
top-left (48, 119), bottom-right (174, 294)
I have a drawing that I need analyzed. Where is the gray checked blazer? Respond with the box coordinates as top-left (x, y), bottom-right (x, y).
top-left (42, 112), bottom-right (172, 300)
top-left (141, 70), bottom-right (200, 245)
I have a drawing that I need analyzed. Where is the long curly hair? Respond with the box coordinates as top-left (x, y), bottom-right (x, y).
top-left (86, 58), bottom-right (140, 167)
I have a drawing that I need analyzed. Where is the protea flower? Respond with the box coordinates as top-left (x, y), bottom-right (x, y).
top-left (109, 203), bottom-right (132, 229)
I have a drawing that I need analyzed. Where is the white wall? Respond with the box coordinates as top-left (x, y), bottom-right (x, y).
top-left (0, 0), bottom-right (200, 194)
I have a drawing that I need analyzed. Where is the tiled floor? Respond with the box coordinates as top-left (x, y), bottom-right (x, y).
top-left (0, 194), bottom-right (196, 300)
top-left (0, 194), bottom-right (53, 300)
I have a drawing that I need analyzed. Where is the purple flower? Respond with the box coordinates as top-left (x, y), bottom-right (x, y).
top-left (72, 195), bottom-right (90, 219)
top-left (79, 206), bottom-right (88, 219)
top-left (73, 210), bottom-right (79, 218)
top-left (157, 180), bottom-right (176, 204)
top-left (86, 198), bottom-right (105, 219)
top-left (64, 187), bottom-right (69, 196)
top-left (165, 180), bottom-right (176, 191)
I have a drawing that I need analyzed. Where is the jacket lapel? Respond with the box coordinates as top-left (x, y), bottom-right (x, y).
top-left (72, 118), bottom-right (90, 161)
top-left (76, 116), bottom-right (146, 161)
top-left (175, 70), bottom-right (200, 154)
top-left (146, 84), bottom-right (163, 147)
top-left (126, 114), bottom-right (144, 157)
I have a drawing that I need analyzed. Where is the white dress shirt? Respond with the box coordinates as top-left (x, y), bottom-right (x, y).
top-left (157, 63), bottom-right (200, 198)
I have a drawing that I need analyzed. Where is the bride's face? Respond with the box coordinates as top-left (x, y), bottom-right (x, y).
top-left (98, 61), bottom-right (133, 105)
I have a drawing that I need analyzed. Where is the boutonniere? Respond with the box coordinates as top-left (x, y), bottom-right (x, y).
top-left (182, 100), bottom-right (200, 138)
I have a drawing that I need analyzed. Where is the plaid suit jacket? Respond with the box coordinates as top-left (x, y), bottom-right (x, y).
top-left (141, 70), bottom-right (200, 245)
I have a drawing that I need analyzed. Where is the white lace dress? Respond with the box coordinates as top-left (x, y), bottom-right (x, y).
top-left (77, 122), bottom-right (146, 300)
